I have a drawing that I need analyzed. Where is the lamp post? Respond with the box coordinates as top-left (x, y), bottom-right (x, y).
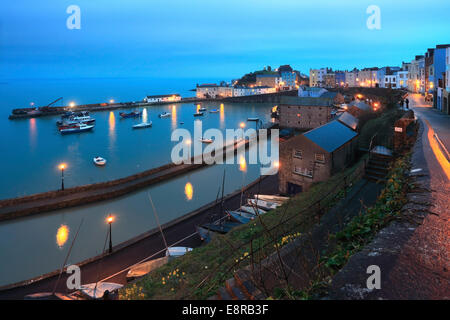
top-left (59, 163), bottom-right (66, 191)
top-left (240, 122), bottom-right (246, 140)
top-left (107, 215), bottom-right (114, 254)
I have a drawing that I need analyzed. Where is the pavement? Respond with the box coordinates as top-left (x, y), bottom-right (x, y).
top-left (329, 94), bottom-right (450, 300)
top-left (0, 175), bottom-right (279, 300)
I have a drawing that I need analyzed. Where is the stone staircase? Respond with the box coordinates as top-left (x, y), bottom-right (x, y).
top-left (208, 268), bottom-right (267, 300)
top-left (364, 147), bottom-right (393, 183)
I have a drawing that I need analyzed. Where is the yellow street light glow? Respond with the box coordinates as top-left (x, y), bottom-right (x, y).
top-left (274, 161), bottom-right (280, 168)
top-left (59, 163), bottom-right (66, 170)
top-left (56, 224), bottom-right (69, 248)
top-left (69, 102), bottom-right (75, 108)
top-left (109, 99), bottom-right (115, 104)
top-left (184, 182), bottom-right (193, 201)
top-left (240, 122), bottom-right (246, 128)
top-left (239, 156), bottom-right (247, 172)
top-left (106, 215), bottom-right (115, 224)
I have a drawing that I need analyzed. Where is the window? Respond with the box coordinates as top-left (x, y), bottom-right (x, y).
top-left (293, 150), bottom-right (302, 159)
top-left (293, 166), bottom-right (313, 178)
top-left (315, 153), bottom-right (325, 163)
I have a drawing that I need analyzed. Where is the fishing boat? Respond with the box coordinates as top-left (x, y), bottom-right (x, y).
top-left (199, 138), bottom-right (213, 143)
top-left (209, 109), bottom-right (219, 113)
top-left (59, 123), bottom-right (94, 134)
top-left (93, 156), bottom-right (107, 166)
top-left (159, 111), bottom-right (171, 118)
top-left (79, 282), bottom-right (123, 300)
top-left (126, 256), bottom-right (170, 280)
top-left (227, 210), bottom-right (253, 224)
top-left (57, 111), bottom-right (95, 126)
top-left (240, 205), bottom-right (266, 216)
top-left (247, 117), bottom-right (259, 121)
top-left (253, 194), bottom-right (289, 203)
top-left (247, 198), bottom-right (280, 211)
top-left (196, 221), bottom-right (241, 243)
top-left (120, 111), bottom-right (141, 118)
top-left (132, 121), bottom-right (152, 129)
top-left (193, 112), bottom-right (204, 117)
top-left (198, 107), bottom-right (207, 112)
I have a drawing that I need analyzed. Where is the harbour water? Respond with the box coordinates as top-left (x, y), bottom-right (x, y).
top-left (0, 78), bottom-right (276, 286)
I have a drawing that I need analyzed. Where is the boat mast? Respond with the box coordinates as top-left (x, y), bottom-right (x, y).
top-left (148, 193), bottom-right (169, 252)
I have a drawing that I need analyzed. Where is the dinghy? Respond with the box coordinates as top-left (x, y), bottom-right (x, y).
top-left (166, 247), bottom-right (193, 257)
top-left (93, 156), bottom-right (107, 166)
top-left (240, 205), bottom-right (267, 216)
top-left (126, 256), bottom-right (170, 280)
top-left (253, 194), bottom-right (289, 203)
top-left (247, 117), bottom-right (259, 121)
top-left (199, 138), bottom-right (213, 143)
top-left (193, 112), bottom-right (204, 117)
top-left (227, 211), bottom-right (253, 224)
top-left (198, 107), bottom-right (207, 112)
top-left (209, 109), bottom-right (219, 113)
top-left (133, 121), bottom-right (152, 129)
top-left (159, 112), bottom-right (171, 118)
top-left (79, 282), bottom-right (123, 300)
top-left (120, 111), bottom-right (141, 119)
top-left (247, 198), bottom-right (280, 211)
top-left (196, 221), bottom-right (241, 243)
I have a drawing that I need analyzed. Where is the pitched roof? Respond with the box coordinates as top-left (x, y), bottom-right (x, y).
top-left (304, 120), bottom-right (358, 153)
top-left (338, 112), bottom-right (359, 131)
top-left (279, 96), bottom-right (334, 107)
top-left (349, 101), bottom-right (371, 111)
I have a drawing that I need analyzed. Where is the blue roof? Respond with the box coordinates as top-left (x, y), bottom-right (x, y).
top-left (304, 120), bottom-right (358, 152)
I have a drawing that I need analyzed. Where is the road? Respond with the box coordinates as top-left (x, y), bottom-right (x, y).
top-left (388, 94), bottom-right (449, 299)
top-left (0, 175), bottom-right (279, 300)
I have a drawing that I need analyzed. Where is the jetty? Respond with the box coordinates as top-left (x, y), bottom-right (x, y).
top-left (0, 139), bottom-right (254, 221)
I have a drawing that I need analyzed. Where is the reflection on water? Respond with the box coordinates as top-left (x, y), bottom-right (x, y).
top-left (171, 105), bottom-right (177, 130)
top-left (108, 111), bottom-right (116, 149)
top-left (29, 118), bottom-right (37, 150)
top-left (220, 103), bottom-right (225, 128)
top-left (56, 224), bottom-right (69, 248)
top-left (142, 108), bottom-right (148, 123)
top-left (239, 156), bottom-right (247, 172)
top-left (184, 182), bottom-right (193, 201)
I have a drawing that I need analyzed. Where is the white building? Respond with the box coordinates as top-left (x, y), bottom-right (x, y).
top-left (298, 86), bottom-right (328, 97)
top-left (310, 68), bottom-right (328, 87)
top-left (345, 70), bottom-right (359, 87)
top-left (233, 86), bottom-right (276, 97)
top-left (144, 94), bottom-right (181, 103)
top-left (396, 70), bottom-right (408, 89)
top-left (383, 75), bottom-right (397, 89)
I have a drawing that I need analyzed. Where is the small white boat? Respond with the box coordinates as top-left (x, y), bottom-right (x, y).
top-left (254, 194), bottom-right (289, 203)
top-left (247, 198), bottom-right (280, 211)
top-left (93, 156), bottom-right (107, 166)
top-left (166, 247), bottom-right (192, 258)
top-left (126, 256), bottom-right (170, 280)
top-left (133, 121), bottom-right (152, 129)
top-left (209, 109), bottom-right (219, 113)
top-left (199, 138), bottom-right (213, 143)
top-left (79, 282), bottom-right (123, 300)
top-left (240, 205), bottom-right (267, 216)
top-left (159, 112), bottom-right (171, 118)
top-left (247, 117), bottom-right (259, 121)
top-left (59, 123), bottom-right (94, 134)
top-left (198, 107), bottom-right (207, 112)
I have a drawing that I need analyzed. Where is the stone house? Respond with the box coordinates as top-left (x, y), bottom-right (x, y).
top-left (279, 120), bottom-right (359, 194)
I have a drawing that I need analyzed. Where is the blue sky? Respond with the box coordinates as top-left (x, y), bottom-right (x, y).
top-left (1, 0), bottom-right (449, 80)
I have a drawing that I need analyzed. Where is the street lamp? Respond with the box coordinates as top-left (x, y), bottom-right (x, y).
top-left (59, 163), bottom-right (66, 191)
top-left (106, 215), bottom-right (115, 254)
top-left (240, 122), bottom-right (246, 140)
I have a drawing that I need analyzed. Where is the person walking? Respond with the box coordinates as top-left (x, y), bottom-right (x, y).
top-left (405, 98), bottom-right (409, 109)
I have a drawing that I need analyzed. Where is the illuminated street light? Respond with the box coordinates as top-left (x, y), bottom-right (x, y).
top-left (58, 163), bottom-right (66, 191)
top-left (69, 102), bottom-right (76, 108)
top-left (106, 215), bottom-right (115, 254)
top-left (109, 99), bottom-right (115, 104)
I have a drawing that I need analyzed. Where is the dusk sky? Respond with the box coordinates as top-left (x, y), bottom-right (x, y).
top-left (1, 0), bottom-right (449, 80)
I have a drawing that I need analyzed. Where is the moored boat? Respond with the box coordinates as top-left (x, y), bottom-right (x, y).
top-left (159, 111), bottom-right (171, 118)
top-left (247, 117), bottom-right (259, 121)
top-left (59, 123), bottom-right (94, 134)
top-left (247, 198), bottom-right (280, 211)
top-left (93, 156), bottom-right (107, 166)
top-left (132, 121), bottom-right (152, 129)
top-left (240, 205), bottom-right (266, 216)
top-left (227, 210), bottom-right (253, 224)
top-left (209, 109), bottom-right (219, 113)
top-left (198, 107), bottom-right (207, 112)
top-left (253, 194), bottom-right (289, 203)
top-left (196, 221), bottom-right (241, 243)
top-left (120, 111), bottom-right (141, 118)
top-left (199, 138), bottom-right (213, 143)
top-left (193, 112), bottom-right (204, 117)
top-left (79, 282), bottom-right (123, 300)
top-left (126, 256), bottom-right (170, 280)
top-left (166, 247), bottom-right (193, 257)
